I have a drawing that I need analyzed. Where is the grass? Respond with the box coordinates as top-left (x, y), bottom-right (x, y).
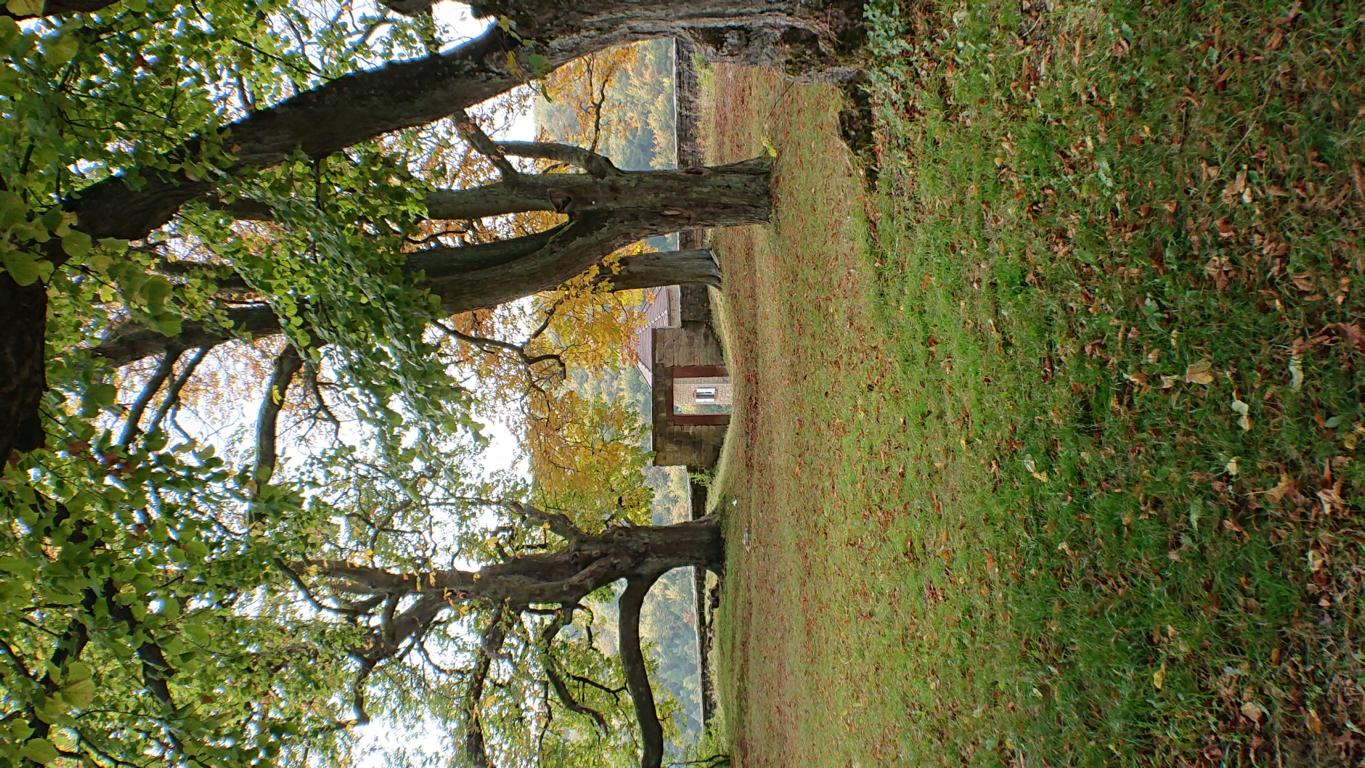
top-left (707, 0), bottom-right (1363, 765)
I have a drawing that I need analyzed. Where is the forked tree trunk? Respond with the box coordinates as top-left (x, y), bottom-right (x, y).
top-left (93, 158), bottom-right (769, 366)
top-left (313, 514), bottom-right (724, 768)
top-left (3, 0), bottom-right (861, 456)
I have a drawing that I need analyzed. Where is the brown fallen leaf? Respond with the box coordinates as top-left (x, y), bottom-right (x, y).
top-left (1264, 473), bottom-right (1297, 503)
top-left (1185, 359), bottom-right (1215, 385)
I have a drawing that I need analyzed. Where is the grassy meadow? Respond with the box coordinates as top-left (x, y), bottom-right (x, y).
top-left (705, 1), bottom-right (1362, 765)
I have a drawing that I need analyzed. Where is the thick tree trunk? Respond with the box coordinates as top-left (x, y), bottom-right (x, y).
top-left (0, 0), bottom-right (120, 20)
top-left (5, 0), bottom-right (859, 454)
top-left (607, 248), bottom-right (720, 290)
top-left (0, 277), bottom-right (47, 461)
top-left (318, 516), bottom-right (725, 609)
top-left (474, 0), bottom-right (865, 76)
top-left (92, 159), bottom-right (768, 366)
top-left (58, 1), bottom-right (856, 251)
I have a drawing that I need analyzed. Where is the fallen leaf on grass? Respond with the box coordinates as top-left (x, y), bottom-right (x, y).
top-left (1264, 474), bottom-right (1297, 503)
top-left (1231, 398), bottom-right (1251, 430)
top-left (1185, 359), bottom-right (1215, 385)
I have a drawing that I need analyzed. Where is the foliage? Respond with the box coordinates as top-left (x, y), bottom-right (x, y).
top-left (0, 2), bottom-right (715, 767)
top-left (538, 39), bottom-right (676, 171)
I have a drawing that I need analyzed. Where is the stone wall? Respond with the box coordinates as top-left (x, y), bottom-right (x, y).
top-left (652, 321), bottom-right (729, 468)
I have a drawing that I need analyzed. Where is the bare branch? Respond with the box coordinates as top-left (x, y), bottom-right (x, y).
top-left (116, 349), bottom-right (182, 448)
top-left (454, 108), bottom-right (520, 182)
top-left (433, 319), bottom-right (567, 388)
top-left (497, 141), bottom-right (620, 178)
top-left (144, 347), bottom-right (207, 437)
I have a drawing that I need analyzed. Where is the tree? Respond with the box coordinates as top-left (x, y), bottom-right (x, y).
top-left (89, 156), bottom-right (763, 367)
top-left (0, 0), bottom-right (864, 458)
top-left (0, 1), bottom-right (862, 766)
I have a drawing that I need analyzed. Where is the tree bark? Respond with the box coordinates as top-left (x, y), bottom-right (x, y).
top-left (317, 517), bottom-right (724, 608)
top-left (0, 276), bottom-right (47, 461)
top-left (92, 159), bottom-right (767, 367)
top-left (606, 248), bottom-right (719, 291)
top-left (1, 0), bottom-right (121, 20)
top-left (310, 514), bottom-right (723, 768)
top-left (5, 0), bottom-right (860, 454)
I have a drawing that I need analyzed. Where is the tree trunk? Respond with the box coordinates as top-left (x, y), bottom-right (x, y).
top-left (312, 513), bottom-right (723, 768)
top-left (1, 0), bottom-right (120, 20)
top-left (92, 159), bottom-right (768, 366)
top-left (317, 516), bottom-right (725, 608)
top-left (5, 0), bottom-right (859, 454)
top-left (474, 0), bottom-right (865, 76)
top-left (59, 1), bottom-right (857, 251)
top-left (0, 277), bottom-right (47, 462)
top-left (607, 248), bottom-right (720, 290)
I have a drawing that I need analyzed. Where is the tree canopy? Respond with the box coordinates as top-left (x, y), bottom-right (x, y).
top-left (0, 1), bottom-right (862, 766)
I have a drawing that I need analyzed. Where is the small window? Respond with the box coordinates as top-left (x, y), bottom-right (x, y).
top-left (694, 387), bottom-right (717, 402)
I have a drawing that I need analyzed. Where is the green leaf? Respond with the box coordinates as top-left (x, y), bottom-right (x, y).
top-left (89, 381), bottom-right (117, 407)
top-left (526, 53), bottom-right (551, 76)
top-left (40, 207), bottom-right (70, 236)
top-left (1, 249), bottom-right (50, 286)
top-left (143, 275), bottom-right (171, 312)
top-left (62, 677), bottom-right (96, 709)
top-left (63, 661), bottom-right (92, 684)
top-left (19, 738), bottom-right (58, 764)
top-left (184, 538), bottom-right (209, 560)
top-left (0, 191), bottom-right (26, 227)
top-left (44, 32), bottom-right (78, 66)
top-left (5, 0), bottom-right (43, 17)
top-left (61, 229), bottom-right (92, 260)
top-left (150, 311), bottom-right (182, 336)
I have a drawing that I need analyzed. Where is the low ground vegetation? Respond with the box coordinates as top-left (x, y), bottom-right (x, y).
top-left (710, 0), bottom-right (1361, 765)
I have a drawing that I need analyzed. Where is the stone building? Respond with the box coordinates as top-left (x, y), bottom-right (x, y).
top-left (650, 284), bottom-right (730, 469)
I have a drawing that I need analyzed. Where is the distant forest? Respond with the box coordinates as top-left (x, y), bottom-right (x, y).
top-left (537, 39), bottom-right (676, 171)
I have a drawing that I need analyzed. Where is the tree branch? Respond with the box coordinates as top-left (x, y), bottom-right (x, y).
top-left (497, 141), bottom-right (620, 177)
top-left (539, 607), bottom-right (610, 735)
top-left (55, 23), bottom-right (540, 251)
top-left (143, 347), bottom-right (207, 437)
top-left (116, 348), bottom-right (182, 448)
top-left (620, 573), bottom-right (666, 768)
top-left (252, 344), bottom-right (303, 487)
top-left (454, 108), bottom-right (520, 182)
top-left (504, 501), bottom-right (582, 543)
top-left (1, 0), bottom-right (121, 21)
top-left (462, 604), bottom-right (507, 768)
